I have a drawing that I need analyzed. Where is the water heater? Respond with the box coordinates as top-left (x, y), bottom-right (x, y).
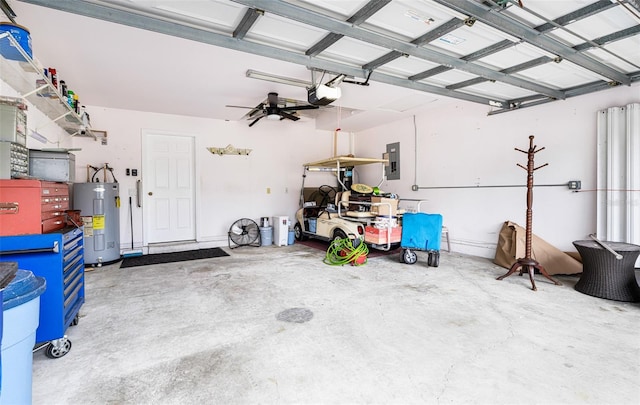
top-left (73, 182), bottom-right (120, 265)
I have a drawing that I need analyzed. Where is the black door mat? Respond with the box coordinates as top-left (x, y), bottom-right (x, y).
top-left (120, 248), bottom-right (229, 268)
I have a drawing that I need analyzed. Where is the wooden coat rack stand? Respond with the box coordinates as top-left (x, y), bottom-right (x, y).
top-left (497, 135), bottom-right (561, 291)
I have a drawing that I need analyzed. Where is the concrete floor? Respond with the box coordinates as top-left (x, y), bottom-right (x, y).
top-left (32, 244), bottom-right (640, 404)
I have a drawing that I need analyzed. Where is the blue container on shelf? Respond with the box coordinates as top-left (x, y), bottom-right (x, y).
top-left (1, 269), bottom-right (46, 405)
top-left (0, 23), bottom-right (32, 61)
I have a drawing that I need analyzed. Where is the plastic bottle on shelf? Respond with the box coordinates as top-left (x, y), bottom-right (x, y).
top-left (59, 80), bottom-right (67, 97)
top-left (49, 68), bottom-right (57, 88)
top-left (73, 93), bottom-right (79, 114)
top-left (66, 90), bottom-right (74, 108)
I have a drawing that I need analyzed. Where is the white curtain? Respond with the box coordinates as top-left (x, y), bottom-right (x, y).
top-left (596, 103), bottom-right (640, 253)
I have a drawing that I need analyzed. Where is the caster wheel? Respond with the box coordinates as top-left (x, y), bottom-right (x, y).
top-left (403, 249), bottom-right (418, 265)
top-left (71, 314), bottom-right (79, 326)
top-left (45, 338), bottom-right (72, 359)
top-left (427, 252), bottom-right (434, 267)
top-left (432, 252), bottom-right (440, 267)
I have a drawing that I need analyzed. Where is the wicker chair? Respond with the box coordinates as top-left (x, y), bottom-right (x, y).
top-left (573, 240), bottom-right (640, 302)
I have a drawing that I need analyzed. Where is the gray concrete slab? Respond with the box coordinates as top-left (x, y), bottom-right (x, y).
top-left (32, 245), bottom-right (640, 404)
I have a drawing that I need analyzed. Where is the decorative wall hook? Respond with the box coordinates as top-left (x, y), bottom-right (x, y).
top-left (207, 144), bottom-right (252, 156)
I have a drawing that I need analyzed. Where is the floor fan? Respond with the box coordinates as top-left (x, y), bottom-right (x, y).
top-left (228, 218), bottom-right (261, 248)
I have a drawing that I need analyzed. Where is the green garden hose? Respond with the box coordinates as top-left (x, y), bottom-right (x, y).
top-left (323, 237), bottom-right (369, 266)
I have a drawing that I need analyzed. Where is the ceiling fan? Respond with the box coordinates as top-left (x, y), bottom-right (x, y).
top-left (228, 92), bottom-right (319, 127)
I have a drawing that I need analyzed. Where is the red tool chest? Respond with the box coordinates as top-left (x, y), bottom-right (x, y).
top-left (0, 179), bottom-right (69, 235)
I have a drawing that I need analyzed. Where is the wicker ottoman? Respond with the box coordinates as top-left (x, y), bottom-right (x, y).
top-left (573, 240), bottom-right (640, 302)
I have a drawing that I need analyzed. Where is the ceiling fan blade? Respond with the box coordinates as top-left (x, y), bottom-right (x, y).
top-left (280, 105), bottom-right (320, 111)
top-left (249, 115), bottom-right (265, 127)
top-left (225, 105), bottom-right (256, 109)
top-left (279, 111), bottom-right (300, 121)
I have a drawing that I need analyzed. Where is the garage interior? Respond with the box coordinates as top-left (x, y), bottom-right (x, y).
top-left (1, 0), bottom-right (639, 403)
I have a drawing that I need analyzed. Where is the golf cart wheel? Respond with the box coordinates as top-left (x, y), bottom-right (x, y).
top-left (45, 338), bottom-right (72, 359)
top-left (294, 222), bottom-right (307, 241)
top-left (332, 229), bottom-right (347, 242)
top-left (403, 249), bottom-right (418, 265)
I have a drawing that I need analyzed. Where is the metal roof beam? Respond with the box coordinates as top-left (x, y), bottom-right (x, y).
top-left (233, 0), bottom-right (565, 99)
top-left (409, 39), bottom-right (513, 80)
top-left (18, 0), bottom-right (501, 107)
top-left (306, 33), bottom-right (343, 57)
top-left (488, 71), bottom-right (640, 115)
top-left (534, 0), bottom-right (616, 33)
top-left (446, 56), bottom-right (552, 90)
top-left (232, 8), bottom-right (263, 39)
top-left (573, 25), bottom-right (640, 51)
top-left (305, 0), bottom-right (390, 56)
top-left (433, 0), bottom-right (631, 85)
top-left (412, 18), bottom-right (466, 45)
top-left (347, 0), bottom-right (391, 25)
top-left (363, 51), bottom-right (403, 70)
top-left (409, 66), bottom-right (452, 81)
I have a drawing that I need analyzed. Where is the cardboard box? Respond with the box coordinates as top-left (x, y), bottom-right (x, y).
top-left (364, 226), bottom-right (401, 244)
top-left (370, 197), bottom-right (398, 216)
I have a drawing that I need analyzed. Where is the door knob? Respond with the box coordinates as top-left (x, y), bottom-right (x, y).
top-left (148, 192), bottom-right (153, 196)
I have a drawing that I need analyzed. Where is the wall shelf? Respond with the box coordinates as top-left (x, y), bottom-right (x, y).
top-left (0, 32), bottom-right (94, 139)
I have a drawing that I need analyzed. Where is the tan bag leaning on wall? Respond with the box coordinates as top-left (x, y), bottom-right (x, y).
top-left (494, 221), bottom-right (583, 275)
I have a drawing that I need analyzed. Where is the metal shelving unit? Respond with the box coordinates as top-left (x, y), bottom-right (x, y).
top-left (0, 32), bottom-right (94, 139)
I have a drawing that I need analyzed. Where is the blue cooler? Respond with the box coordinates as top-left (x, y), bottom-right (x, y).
top-left (0, 23), bottom-right (32, 61)
top-left (1, 269), bottom-right (46, 405)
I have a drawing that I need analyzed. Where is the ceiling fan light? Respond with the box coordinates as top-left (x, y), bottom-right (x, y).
top-left (267, 113), bottom-right (281, 120)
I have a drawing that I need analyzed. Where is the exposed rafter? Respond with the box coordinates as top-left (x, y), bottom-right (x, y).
top-left (433, 0), bottom-right (631, 85)
top-left (232, 8), bottom-right (263, 39)
top-left (573, 25), bottom-right (640, 52)
top-left (446, 56), bottom-right (552, 90)
top-left (533, 0), bottom-right (616, 33)
top-left (17, 0), bottom-right (503, 107)
top-left (305, 0), bottom-right (391, 57)
top-left (233, 0), bottom-right (565, 99)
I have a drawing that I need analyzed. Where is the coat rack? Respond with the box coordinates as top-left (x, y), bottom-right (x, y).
top-left (497, 135), bottom-right (561, 291)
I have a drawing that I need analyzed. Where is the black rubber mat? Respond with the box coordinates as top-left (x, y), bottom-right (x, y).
top-left (120, 248), bottom-right (229, 268)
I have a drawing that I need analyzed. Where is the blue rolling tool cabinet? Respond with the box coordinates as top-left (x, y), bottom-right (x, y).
top-left (0, 226), bottom-right (85, 358)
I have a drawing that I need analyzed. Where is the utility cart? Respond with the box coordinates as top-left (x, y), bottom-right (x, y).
top-left (400, 211), bottom-right (443, 266)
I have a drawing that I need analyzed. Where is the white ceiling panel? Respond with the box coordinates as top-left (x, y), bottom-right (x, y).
top-left (429, 22), bottom-right (517, 57)
top-left (376, 56), bottom-right (440, 78)
top-left (362, 0), bottom-right (461, 40)
top-left (585, 47), bottom-right (640, 73)
top-left (153, 1), bottom-right (245, 31)
top-left (478, 43), bottom-right (552, 70)
top-left (294, 0), bottom-right (367, 19)
top-left (458, 81), bottom-right (538, 100)
top-left (421, 69), bottom-right (478, 87)
top-left (515, 60), bottom-right (607, 88)
top-left (247, 12), bottom-right (328, 52)
top-left (548, 6), bottom-right (639, 46)
top-left (320, 36), bottom-right (392, 65)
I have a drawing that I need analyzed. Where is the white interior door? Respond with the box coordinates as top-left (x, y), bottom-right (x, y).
top-left (142, 131), bottom-right (195, 244)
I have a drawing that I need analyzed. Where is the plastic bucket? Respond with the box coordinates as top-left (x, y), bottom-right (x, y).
top-left (308, 219), bottom-right (317, 233)
top-left (1, 269), bottom-right (46, 405)
top-left (288, 230), bottom-right (295, 245)
top-left (0, 23), bottom-right (32, 61)
top-left (259, 226), bottom-right (273, 246)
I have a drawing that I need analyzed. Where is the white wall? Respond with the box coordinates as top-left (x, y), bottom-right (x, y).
top-left (355, 84), bottom-right (640, 258)
top-left (71, 106), bottom-right (349, 251)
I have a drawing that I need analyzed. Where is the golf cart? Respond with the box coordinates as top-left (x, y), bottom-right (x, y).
top-left (293, 156), bottom-right (401, 250)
